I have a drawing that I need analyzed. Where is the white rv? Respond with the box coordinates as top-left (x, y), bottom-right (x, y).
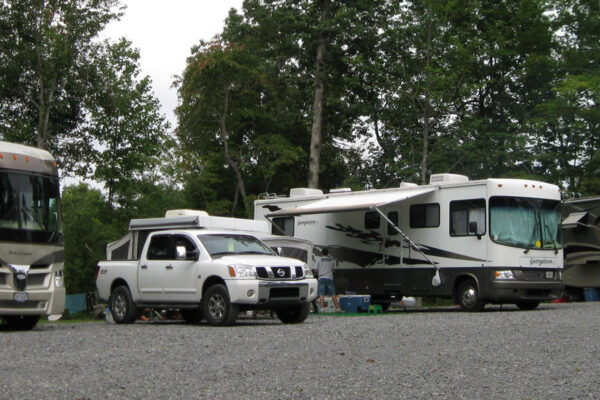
top-left (254, 174), bottom-right (564, 311)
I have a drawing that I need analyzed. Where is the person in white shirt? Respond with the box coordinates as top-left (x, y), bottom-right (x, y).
top-left (314, 248), bottom-right (341, 312)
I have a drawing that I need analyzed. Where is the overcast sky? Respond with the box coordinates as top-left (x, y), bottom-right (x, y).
top-left (100, 0), bottom-right (244, 128)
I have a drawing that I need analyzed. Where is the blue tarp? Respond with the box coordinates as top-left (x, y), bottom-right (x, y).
top-left (65, 293), bottom-right (87, 314)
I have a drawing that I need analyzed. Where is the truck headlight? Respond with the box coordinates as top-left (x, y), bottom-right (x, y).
top-left (228, 264), bottom-right (257, 278)
top-left (303, 264), bottom-right (314, 278)
top-left (494, 270), bottom-right (515, 280)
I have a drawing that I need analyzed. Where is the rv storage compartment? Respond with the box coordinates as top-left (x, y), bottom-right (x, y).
top-left (339, 295), bottom-right (371, 313)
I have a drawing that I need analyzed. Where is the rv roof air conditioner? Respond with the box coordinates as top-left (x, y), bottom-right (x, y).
top-left (289, 188), bottom-right (324, 198)
top-left (429, 174), bottom-right (469, 185)
top-left (165, 209), bottom-right (209, 217)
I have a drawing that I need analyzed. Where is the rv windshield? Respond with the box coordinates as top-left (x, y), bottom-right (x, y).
top-left (197, 234), bottom-right (275, 258)
top-left (0, 171), bottom-right (63, 243)
top-left (489, 196), bottom-right (562, 250)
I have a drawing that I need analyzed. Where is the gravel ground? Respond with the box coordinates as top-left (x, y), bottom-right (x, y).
top-left (1, 302), bottom-right (599, 400)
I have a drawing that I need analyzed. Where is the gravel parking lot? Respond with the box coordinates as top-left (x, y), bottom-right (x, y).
top-left (1, 302), bottom-right (599, 400)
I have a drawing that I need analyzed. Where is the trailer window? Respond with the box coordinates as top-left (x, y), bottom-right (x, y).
top-left (272, 216), bottom-right (294, 236)
top-left (365, 211), bottom-right (380, 229)
top-left (450, 199), bottom-right (485, 236)
top-left (410, 203), bottom-right (440, 228)
top-left (387, 211), bottom-right (399, 235)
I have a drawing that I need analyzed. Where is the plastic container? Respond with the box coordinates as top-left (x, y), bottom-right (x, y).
top-left (339, 295), bottom-right (371, 313)
top-left (105, 307), bottom-right (114, 323)
top-left (583, 288), bottom-right (600, 302)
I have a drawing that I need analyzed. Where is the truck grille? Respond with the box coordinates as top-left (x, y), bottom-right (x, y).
top-left (255, 266), bottom-right (304, 280)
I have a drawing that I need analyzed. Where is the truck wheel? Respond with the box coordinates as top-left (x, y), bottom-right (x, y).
top-left (516, 301), bottom-right (539, 311)
top-left (3, 315), bottom-right (40, 330)
top-left (110, 285), bottom-right (138, 324)
top-left (276, 303), bottom-right (310, 324)
top-left (202, 284), bottom-right (238, 326)
top-left (456, 279), bottom-right (485, 312)
top-left (181, 308), bottom-right (203, 324)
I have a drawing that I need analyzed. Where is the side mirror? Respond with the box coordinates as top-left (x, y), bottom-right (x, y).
top-left (469, 221), bottom-right (482, 240)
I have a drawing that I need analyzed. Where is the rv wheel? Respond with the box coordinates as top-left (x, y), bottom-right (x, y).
top-left (456, 279), bottom-right (485, 312)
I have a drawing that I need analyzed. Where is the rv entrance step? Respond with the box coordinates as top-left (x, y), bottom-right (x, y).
top-left (368, 305), bottom-right (382, 314)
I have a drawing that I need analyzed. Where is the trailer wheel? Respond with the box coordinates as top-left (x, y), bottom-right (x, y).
top-left (3, 315), bottom-right (40, 330)
top-left (276, 303), bottom-right (310, 324)
top-left (202, 284), bottom-right (238, 326)
top-left (110, 285), bottom-right (138, 324)
top-left (181, 308), bottom-right (203, 324)
top-left (516, 301), bottom-right (539, 311)
top-left (456, 279), bottom-right (485, 312)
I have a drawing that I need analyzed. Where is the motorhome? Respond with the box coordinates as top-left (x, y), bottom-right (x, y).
top-left (562, 197), bottom-right (600, 299)
top-left (254, 174), bottom-right (564, 311)
top-left (0, 141), bottom-right (65, 330)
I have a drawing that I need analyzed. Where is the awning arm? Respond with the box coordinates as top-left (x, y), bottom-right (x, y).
top-left (374, 206), bottom-right (441, 287)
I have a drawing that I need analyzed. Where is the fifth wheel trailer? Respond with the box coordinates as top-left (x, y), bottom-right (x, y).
top-left (254, 174), bottom-right (564, 311)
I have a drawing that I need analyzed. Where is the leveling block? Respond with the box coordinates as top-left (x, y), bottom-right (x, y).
top-left (368, 305), bottom-right (383, 314)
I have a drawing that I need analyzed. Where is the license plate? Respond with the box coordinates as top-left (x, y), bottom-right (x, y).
top-left (13, 292), bottom-right (28, 303)
top-left (546, 271), bottom-right (554, 279)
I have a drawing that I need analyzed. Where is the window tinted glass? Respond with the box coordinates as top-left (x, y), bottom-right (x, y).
top-left (365, 211), bottom-right (380, 229)
top-left (174, 235), bottom-right (198, 260)
top-left (410, 204), bottom-right (440, 228)
top-left (272, 217), bottom-right (294, 236)
top-left (450, 199), bottom-right (486, 236)
top-left (147, 235), bottom-right (171, 260)
top-left (387, 211), bottom-right (399, 235)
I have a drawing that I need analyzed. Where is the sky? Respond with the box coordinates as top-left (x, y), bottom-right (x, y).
top-left (100, 0), bottom-right (245, 128)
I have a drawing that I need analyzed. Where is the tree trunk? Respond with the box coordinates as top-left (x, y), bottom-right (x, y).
top-left (308, 0), bottom-right (330, 189)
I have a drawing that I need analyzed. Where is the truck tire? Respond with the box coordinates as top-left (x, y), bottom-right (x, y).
top-left (456, 279), bottom-right (485, 312)
top-left (110, 285), bottom-right (138, 324)
top-left (202, 284), bottom-right (238, 326)
top-left (181, 308), bottom-right (203, 324)
top-left (3, 315), bottom-right (40, 330)
top-left (276, 303), bottom-right (310, 324)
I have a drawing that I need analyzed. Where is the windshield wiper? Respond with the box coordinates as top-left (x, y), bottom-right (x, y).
top-left (524, 210), bottom-right (541, 254)
top-left (543, 223), bottom-right (559, 255)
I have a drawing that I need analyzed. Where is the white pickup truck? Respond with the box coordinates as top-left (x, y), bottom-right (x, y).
top-left (96, 211), bottom-right (318, 326)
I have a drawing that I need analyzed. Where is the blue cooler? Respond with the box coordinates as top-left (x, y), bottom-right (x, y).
top-left (583, 288), bottom-right (600, 302)
top-left (339, 295), bottom-right (371, 313)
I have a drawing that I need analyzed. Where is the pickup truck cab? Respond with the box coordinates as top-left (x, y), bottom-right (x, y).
top-left (96, 213), bottom-right (317, 326)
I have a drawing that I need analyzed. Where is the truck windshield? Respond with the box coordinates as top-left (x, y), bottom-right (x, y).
top-left (490, 196), bottom-right (562, 250)
top-left (197, 234), bottom-right (275, 258)
top-left (0, 171), bottom-right (63, 243)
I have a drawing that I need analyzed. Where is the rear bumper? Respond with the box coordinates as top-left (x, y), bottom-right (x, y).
top-left (0, 287), bottom-right (65, 316)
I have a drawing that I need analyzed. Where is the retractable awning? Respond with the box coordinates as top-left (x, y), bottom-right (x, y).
top-left (561, 212), bottom-right (587, 229)
top-left (266, 186), bottom-right (438, 217)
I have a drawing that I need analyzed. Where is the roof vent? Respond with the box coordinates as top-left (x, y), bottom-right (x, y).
top-left (289, 188), bottom-right (324, 198)
top-left (165, 209), bottom-right (209, 217)
top-left (429, 174), bottom-right (469, 184)
top-left (329, 188), bottom-right (352, 193)
top-left (400, 182), bottom-right (418, 189)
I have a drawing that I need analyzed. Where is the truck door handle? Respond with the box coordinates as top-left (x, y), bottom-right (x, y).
top-left (165, 265), bottom-right (173, 270)
top-left (141, 265), bottom-right (148, 270)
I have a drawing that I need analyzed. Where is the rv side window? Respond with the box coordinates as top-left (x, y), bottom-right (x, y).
top-left (365, 211), bottom-right (380, 229)
top-left (450, 199), bottom-right (486, 236)
top-left (272, 217), bottom-right (294, 236)
top-left (410, 203), bottom-right (440, 228)
top-left (387, 212), bottom-right (399, 235)
top-left (147, 235), bottom-right (171, 260)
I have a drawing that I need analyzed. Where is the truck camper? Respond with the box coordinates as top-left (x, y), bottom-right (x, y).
top-left (254, 174), bottom-right (564, 311)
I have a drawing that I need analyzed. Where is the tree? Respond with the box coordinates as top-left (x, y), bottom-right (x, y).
top-left (0, 0), bottom-right (122, 154)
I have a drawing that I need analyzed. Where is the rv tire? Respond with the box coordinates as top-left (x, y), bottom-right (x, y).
top-left (456, 279), bottom-right (485, 312)
top-left (202, 284), bottom-right (238, 326)
top-left (110, 285), bottom-right (138, 324)
top-left (276, 303), bottom-right (310, 324)
top-left (516, 301), bottom-right (539, 311)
